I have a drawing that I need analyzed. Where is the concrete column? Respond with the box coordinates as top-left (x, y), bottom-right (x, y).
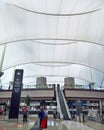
top-left (99, 101), bottom-right (102, 118)
top-left (0, 71), bottom-right (4, 77)
top-left (36, 77), bottom-right (47, 87)
top-left (9, 81), bottom-right (14, 90)
top-left (89, 82), bottom-right (95, 89)
top-left (64, 77), bottom-right (75, 88)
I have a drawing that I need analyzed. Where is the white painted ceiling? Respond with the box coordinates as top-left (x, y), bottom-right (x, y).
top-left (0, 0), bottom-right (104, 87)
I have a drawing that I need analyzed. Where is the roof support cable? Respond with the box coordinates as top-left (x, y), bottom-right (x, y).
top-left (100, 75), bottom-right (104, 88)
top-left (90, 67), bottom-right (93, 82)
top-left (0, 44), bottom-right (7, 71)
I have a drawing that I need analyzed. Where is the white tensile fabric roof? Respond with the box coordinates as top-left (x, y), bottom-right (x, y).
top-left (0, 0), bottom-right (104, 88)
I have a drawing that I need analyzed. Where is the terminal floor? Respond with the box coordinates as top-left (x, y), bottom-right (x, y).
top-left (0, 115), bottom-right (104, 130)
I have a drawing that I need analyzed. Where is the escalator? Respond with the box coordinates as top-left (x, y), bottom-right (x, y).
top-left (57, 87), bottom-right (71, 120)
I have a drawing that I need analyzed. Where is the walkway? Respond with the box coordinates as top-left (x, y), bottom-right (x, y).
top-left (0, 115), bottom-right (104, 130)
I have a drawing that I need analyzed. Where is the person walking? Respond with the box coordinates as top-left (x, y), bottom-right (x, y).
top-left (4, 105), bottom-right (7, 115)
top-left (39, 106), bottom-right (45, 127)
top-left (39, 105), bottom-right (48, 129)
top-left (22, 106), bottom-right (28, 122)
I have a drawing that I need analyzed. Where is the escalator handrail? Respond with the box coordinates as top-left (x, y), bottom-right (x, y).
top-left (56, 87), bottom-right (62, 116)
top-left (60, 88), bottom-right (71, 120)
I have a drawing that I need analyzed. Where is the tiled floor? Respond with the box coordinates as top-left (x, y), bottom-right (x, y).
top-left (0, 115), bottom-right (59, 130)
top-left (0, 115), bottom-right (104, 130)
top-left (84, 121), bottom-right (104, 130)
